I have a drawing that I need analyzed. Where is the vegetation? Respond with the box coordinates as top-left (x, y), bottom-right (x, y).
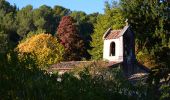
top-left (1, 51), bottom-right (169, 100)
top-left (89, 1), bottom-right (125, 60)
top-left (56, 16), bottom-right (89, 60)
top-left (16, 33), bottom-right (65, 69)
top-left (0, 52), bottom-right (150, 99)
top-left (120, 0), bottom-right (170, 68)
top-left (0, 0), bottom-right (170, 99)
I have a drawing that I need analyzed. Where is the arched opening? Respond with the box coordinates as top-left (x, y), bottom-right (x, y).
top-left (110, 42), bottom-right (115, 56)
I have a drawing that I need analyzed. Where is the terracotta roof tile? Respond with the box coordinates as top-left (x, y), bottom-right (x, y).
top-left (103, 26), bottom-right (130, 40)
top-left (105, 30), bottom-right (122, 39)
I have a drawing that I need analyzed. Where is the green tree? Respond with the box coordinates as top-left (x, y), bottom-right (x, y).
top-left (0, 0), bottom-right (18, 53)
top-left (53, 5), bottom-right (70, 17)
top-left (53, 5), bottom-right (71, 31)
top-left (120, 0), bottom-right (170, 98)
top-left (70, 11), bottom-right (98, 40)
top-left (120, 0), bottom-right (170, 67)
top-left (0, 0), bottom-right (16, 13)
top-left (16, 5), bottom-right (35, 37)
top-left (70, 11), bottom-right (98, 59)
top-left (87, 12), bottom-right (99, 24)
top-left (70, 11), bottom-right (95, 40)
top-left (121, 0), bottom-right (169, 49)
top-left (90, 1), bottom-right (124, 60)
top-left (33, 5), bottom-right (56, 34)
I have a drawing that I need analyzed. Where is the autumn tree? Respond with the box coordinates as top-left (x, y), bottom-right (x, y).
top-left (56, 16), bottom-right (89, 60)
top-left (17, 33), bottom-right (65, 69)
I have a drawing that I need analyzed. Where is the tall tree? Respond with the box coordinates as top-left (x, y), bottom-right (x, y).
top-left (0, 0), bottom-right (18, 53)
top-left (33, 5), bottom-right (56, 34)
top-left (70, 11), bottom-right (95, 41)
top-left (120, 0), bottom-right (170, 67)
top-left (120, 1), bottom-right (170, 95)
top-left (56, 16), bottom-right (89, 60)
top-left (16, 5), bottom-right (35, 38)
top-left (53, 5), bottom-right (71, 31)
top-left (89, 1), bottom-right (125, 60)
top-left (0, 0), bottom-right (16, 13)
top-left (53, 5), bottom-right (70, 17)
top-left (70, 11), bottom-right (97, 59)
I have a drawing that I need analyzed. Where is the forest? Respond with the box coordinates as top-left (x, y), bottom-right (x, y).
top-left (0, 0), bottom-right (170, 99)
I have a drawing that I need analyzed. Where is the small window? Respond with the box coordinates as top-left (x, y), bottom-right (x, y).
top-left (110, 42), bottom-right (115, 56)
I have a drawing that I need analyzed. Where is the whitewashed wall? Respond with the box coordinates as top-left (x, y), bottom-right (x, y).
top-left (103, 36), bottom-right (123, 62)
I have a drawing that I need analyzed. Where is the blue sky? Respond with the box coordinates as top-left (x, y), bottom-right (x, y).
top-left (7, 0), bottom-right (116, 14)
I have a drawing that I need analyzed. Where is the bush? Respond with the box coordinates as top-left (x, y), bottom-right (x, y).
top-left (69, 61), bottom-right (148, 100)
top-left (0, 52), bottom-right (146, 99)
top-left (1, 52), bottom-right (169, 100)
top-left (0, 51), bottom-right (61, 99)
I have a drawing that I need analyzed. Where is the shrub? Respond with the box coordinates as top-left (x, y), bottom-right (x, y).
top-left (1, 52), bottom-right (168, 100)
top-left (0, 51), bottom-right (61, 99)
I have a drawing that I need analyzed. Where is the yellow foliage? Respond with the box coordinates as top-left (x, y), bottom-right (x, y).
top-left (17, 33), bottom-right (65, 69)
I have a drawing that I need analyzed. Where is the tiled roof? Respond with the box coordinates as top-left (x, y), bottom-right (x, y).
top-left (48, 61), bottom-right (122, 72)
top-left (50, 61), bottom-right (87, 68)
top-left (103, 25), bottom-right (130, 40)
top-left (105, 30), bottom-right (122, 39)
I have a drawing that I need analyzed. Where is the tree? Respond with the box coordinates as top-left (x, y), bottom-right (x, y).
top-left (120, 0), bottom-right (170, 67)
top-left (0, 0), bottom-right (16, 14)
top-left (33, 5), bottom-right (56, 34)
top-left (16, 5), bottom-right (35, 38)
top-left (89, 1), bottom-right (125, 60)
top-left (70, 11), bottom-right (97, 59)
top-left (56, 16), bottom-right (88, 60)
top-left (53, 5), bottom-right (70, 17)
top-left (17, 33), bottom-right (65, 69)
top-left (53, 5), bottom-right (71, 32)
top-left (70, 11), bottom-right (97, 41)
top-left (0, 0), bottom-right (18, 53)
top-left (119, 0), bottom-right (170, 98)
top-left (122, 0), bottom-right (170, 47)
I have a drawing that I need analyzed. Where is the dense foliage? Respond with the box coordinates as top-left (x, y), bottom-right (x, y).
top-left (0, 52), bottom-right (151, 99)
top-left (56, 16), bottom-right (90, 60)
top-left (0, 0), bottom-right (170, 99)
top-left (119, 1), bottom-right (170, 98)
top-left (0, 0), bottom-right (18, 53)
top-left (120, 0), bottom-right (170, 68)
top-left (0, 0), bottom-right (95, 60)
top-left (1, 51), bottom-right (169, 99)
top-left (16, 33), bottom-right (65, 69)
top-left (70, 11), bottom-right (98, 59)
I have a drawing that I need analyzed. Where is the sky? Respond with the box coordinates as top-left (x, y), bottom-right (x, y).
top-left (6, 0), bottom-right (115, 14)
